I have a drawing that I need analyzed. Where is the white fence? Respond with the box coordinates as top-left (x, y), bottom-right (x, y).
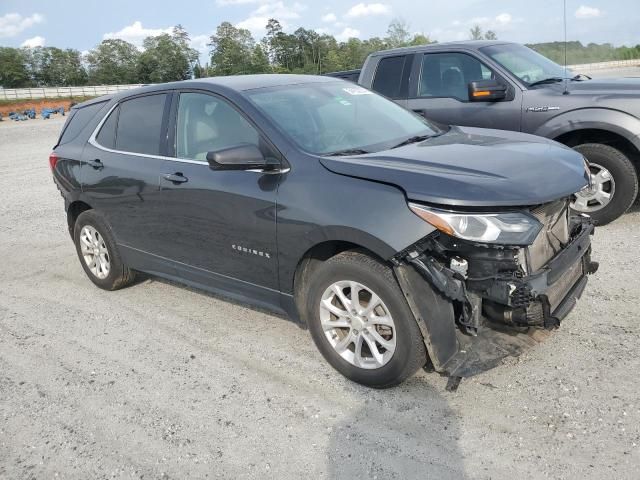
top-left (0, 84), bottom-right (145, 101)
top-left (568, 59), bottom-right (640, 71)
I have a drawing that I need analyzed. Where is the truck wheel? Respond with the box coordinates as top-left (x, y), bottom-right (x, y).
top-left (73, 210), bottom-right (135, 290)
top-left (570, 143), bottom-right (638, 225)
top-left (303, 250), bottom-right (427, 388)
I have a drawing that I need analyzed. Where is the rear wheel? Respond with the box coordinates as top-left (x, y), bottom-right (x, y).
top-left (570, 143), bottom-right (638, 225)
top-left (303, 251), bottom-right (427, 388)
top-left (73, 210), bottom-right (135, 290)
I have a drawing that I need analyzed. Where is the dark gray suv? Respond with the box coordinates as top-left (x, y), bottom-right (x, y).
top-left (51, 75), bottom-right (597, 388)
top-left (354, 41), bottom-right (640, 225)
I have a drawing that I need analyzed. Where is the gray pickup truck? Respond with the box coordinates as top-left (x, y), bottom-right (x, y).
top-left (328, 41), bottom-right (640, 224)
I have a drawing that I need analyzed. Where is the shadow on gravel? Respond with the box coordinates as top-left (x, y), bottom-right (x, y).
top-left (326, 378), bottom-right (464, 479)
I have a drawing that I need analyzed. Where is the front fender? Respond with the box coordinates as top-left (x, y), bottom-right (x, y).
top-left (534, 108), bottom-right (640, 150)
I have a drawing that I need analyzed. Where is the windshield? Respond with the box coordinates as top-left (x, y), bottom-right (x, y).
top-left (480, 43), bottom-right (568, 86)
top-left (245, 82), bottom-right (437, 155)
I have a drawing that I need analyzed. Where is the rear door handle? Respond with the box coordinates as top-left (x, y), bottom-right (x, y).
top-left (163, 172), bottom-right (188, 184)
top-left (87, 159), bottom-right (103, 170)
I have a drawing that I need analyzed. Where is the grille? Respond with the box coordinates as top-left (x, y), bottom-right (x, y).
top-left (527, 200), bottom-right (570, 272)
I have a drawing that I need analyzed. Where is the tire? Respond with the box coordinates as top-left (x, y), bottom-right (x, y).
top-left (571, 143), bottom-right (638, 225)
top-left (303, 250), bottom-right (427, 388)
top-left (73, 210), bottom-right (135, 290)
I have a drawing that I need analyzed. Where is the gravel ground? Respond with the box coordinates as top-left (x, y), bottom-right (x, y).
top-left (0, 117), bottom-right (638, 480)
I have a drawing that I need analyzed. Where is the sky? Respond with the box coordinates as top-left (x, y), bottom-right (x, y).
top-left (1, 0), bottom-right (639, 63)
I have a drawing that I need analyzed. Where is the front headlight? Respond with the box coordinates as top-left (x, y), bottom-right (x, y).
top-left (409, 203), bottom-right (542, 245)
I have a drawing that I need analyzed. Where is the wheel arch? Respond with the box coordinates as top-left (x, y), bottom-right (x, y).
top-left (66, 200), bottom-right (93, 238)
top-left (291, 240), bottom-right (389, 319)
top-left (553, 127), bottom-right (640, 173)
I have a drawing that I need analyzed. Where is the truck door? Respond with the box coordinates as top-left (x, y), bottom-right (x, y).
top-left (406, 51), bottom-right (522, 132)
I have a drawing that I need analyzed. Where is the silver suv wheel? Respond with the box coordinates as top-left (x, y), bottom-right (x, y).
top-left (319, 280), bottom-right (396, 369)
top-left (79, 225), bottom-right (111, 279)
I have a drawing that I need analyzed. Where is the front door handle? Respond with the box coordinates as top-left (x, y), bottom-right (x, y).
top-left (87, 159), bottom-right (103, 170)
top-left (163, 172), bottom-right (188, 184)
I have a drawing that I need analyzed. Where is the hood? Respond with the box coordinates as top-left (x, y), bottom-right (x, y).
top-left (566, 77), bottom-right (640, 95)
top-left (319, 126), bottom-right (589, 207)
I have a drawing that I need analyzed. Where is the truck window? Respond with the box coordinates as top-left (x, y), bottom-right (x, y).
top-left (371, 55), bottom-right (411, 99)
top-left (418, 52), bottom-right (495, 101)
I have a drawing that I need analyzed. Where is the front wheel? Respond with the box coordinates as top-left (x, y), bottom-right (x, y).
top-left (303, 251), bottom-right (427, 388)
top-left (570, 143), bottom-right (638, 225)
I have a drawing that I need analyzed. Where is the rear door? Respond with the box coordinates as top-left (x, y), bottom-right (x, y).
top-left (82, 92), bottom-right (171, 260)
top-left (406, 51), bottom-right (522, 131)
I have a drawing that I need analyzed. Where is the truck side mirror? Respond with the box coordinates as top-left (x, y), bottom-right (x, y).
top-left (468, 80), bottom-right (507, 102)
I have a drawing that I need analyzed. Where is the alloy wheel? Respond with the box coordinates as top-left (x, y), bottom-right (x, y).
top-left (79, 225), bottom-right (111, 279)
top-left (571, 162), bottom-right (616, 213)
top-left (319, 280), bottom-right (396, 369)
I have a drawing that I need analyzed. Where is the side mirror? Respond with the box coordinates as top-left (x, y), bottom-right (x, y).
top-left (207, 144), bottom-right (268, 171)
top-left (468, 80), bottom-right (507, 102)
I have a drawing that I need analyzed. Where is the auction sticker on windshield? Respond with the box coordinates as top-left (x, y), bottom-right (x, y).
top-left (342, 87), bottom-right (372, 95)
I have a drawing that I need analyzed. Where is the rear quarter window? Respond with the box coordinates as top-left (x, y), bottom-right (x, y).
top-left (371, 55), bottom-right (412, 99)
top-left (57, 101), bottom-right (108, 146)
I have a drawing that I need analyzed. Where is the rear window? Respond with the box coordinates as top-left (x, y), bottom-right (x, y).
top-left (114, 94), bottom-right (167, 155)
top-left (371, 55), bottom-right (412, 99)
top-left (57, 101), bottom-right (108, 145)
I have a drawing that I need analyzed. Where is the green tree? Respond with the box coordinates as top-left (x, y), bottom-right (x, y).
top-left (24, 47), bottom-right (87, 86)
top-left (386, 18), bottom-right (411, 48)
top-left (469, 25), bottom-right (483, 40)
top-left (250, 44), bottom-right (270, 73)
top-left (485, 30), bottom-right (497, 40)
top-left (0, 47), bottom-right (29, 88)
top-left (137, 33), bottom-right (192, 83)
top-left (86, 39), bottom-right (140, 84)
top-left (208, 21), bottom-right (255, 75)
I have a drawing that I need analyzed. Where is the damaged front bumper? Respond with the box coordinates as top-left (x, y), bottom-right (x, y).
top-left (392, 210), bottom-right (598, 379)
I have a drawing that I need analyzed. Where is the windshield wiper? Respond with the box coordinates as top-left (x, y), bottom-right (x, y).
top-left (390, 134), bottom-right (434, 149)
top-left (571, 73), bottom-right (592, 81)
top-left (325, 148), bottom-right (370, 157)
top-left (528, 77), bottom-right (564, 87)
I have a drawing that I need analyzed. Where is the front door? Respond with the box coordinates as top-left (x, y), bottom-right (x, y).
top-left (157, 91), bottom-right (281, 305)
top-left (407, 51), bottom-right (522, 132)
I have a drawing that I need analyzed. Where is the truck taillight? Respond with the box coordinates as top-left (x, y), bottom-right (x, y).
top-left (49, 152), bottom-right (59, 171)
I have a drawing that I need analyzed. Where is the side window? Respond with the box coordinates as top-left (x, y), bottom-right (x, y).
top-left (418, 52), bottom-right (497, 101)
top-left (372, 55), bottom-right (410, 99)
top-left (115, 94), bottom-right (167, 155)
top-left (95, 106), bottom-right (118, 149)
top-left (176, 92), bottom-right (259, 161)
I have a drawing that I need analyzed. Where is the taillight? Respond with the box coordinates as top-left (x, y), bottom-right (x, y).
top-left (49, 152), bottom-right (59, 171)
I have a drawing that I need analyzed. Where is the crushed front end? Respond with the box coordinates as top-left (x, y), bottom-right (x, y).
top-left (392, 199), bottom-right (598, 379)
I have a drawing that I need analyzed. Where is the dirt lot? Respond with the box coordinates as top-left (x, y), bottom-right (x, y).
top-left (0, 117), bottom-right (638, 480)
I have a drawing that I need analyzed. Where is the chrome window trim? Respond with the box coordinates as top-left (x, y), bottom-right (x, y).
top-left (89, 101), bottom-right (209, 165)
top-left (88, 97), bottom-right (290, 173)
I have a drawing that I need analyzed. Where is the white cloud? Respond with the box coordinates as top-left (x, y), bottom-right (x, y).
top-left (575, 5), bottom-right (601, 19)
top-left (236, 2), bottom-right (305, 37)
top-left (103, 21), bottom-right (172, 47)
top-left (216, 0), bottom-right (263, 4)
top-left (431, 13), bottom-right (519, 42)
top-left (345, 3), bottom-right (391, 18)
top-left (321, 12), bottom-right (337, 22)
top-left (0, 13), bottom-right (44, 38)
top-left (336, 27), bottom-right (360, 41)
top-left (21, 35), bottom-right (45, 48)
top-left (494, 13), bottom-right (512, 25)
